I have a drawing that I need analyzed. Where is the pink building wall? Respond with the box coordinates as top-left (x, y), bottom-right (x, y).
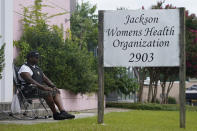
top-left (13, 0), bottom-right (70, 58)
top-left (13, 0), bottom-right (98, 111)
top-left (60, 90), bottom-right (98, 111)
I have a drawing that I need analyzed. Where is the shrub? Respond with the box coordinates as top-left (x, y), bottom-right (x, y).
top-left (155, 99), bottom-right (160, 104)
top-left (45, 39), bottom-right (98, 94)
top-left (168, 97), bottom-right (177, 104)
top-left (106, 102), bottom-right (197, 111)
top-left (104, 67), bottom-right (139, 95)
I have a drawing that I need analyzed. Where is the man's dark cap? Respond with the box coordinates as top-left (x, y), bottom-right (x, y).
top-left (27, 51), bottom-right (40, 59)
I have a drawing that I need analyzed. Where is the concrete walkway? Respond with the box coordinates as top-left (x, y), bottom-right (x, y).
top-left (0, 108), bottom-right (131, 125)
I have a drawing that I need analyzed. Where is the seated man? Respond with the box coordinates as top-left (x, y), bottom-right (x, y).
top-left (18, 51), bottom-right (75, 120)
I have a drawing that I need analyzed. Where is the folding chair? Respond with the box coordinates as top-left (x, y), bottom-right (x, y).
top-left (12, 65), bottom-right (52, 120)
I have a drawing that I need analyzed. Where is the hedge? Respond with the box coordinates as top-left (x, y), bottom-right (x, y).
top-left (106, 102), bottom-right (197, 111)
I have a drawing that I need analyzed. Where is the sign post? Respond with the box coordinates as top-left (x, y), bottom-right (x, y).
top-left (98, 8), bottom-right (185, 128)
top-left (179, 8), bottom-right (186, 128)
top-left (98, 10), bottom-right (104, 124)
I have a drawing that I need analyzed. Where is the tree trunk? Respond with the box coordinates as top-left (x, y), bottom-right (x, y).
top-left (147, 79), bottom-right (153, 102)
top-left (160, 72), bottom-right (168, 104)
top-left (164, 80), bottom-right (174, 104)
top-left (135, 68), bottom-right (146, 103)
top-left (152, 80), bottom-right (158, 103)
top-left (147, 69), bottom-right (153, 102)
top-left (160, 81), bottom-right (166, 104)
top-left (152, 69), bottom-right (160, 103)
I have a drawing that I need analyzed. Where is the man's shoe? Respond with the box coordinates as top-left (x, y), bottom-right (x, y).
top-left (53, 112), bottom-right (66, 120)
top-left (60, 111), bottom-right (75, 119)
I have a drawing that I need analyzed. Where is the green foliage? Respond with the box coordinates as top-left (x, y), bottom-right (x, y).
top-left (0, 36), bottom-right (5, 79)
top-left (185, 13), bottom-right (197, 77)
top-left (14, 41), bottom-right (30, 65)
top-left (168, 97), bottom-right (177, 104)
top-left (14, 0), bottom-right (65, 65)
top-left (104, 67), bottom-right (139, 95)
top-left (70, 2), bottom-right (139, 94)
top-left (70, 2), bottom-right (98, 50)
top-left (106, 102), bottom-right (197, 111)
top-left (186, 12), bottom-right (197, 30)
top-left (44, 39), bottom-right (98, 93)
top-left (104, 68), bottom-right (118, 94)
top-left (155, 99), bottom-right (160, 104)
top-left (14, 0), bottom-right (97, 93)
top-left (117, 75), bottom-right (138, 95)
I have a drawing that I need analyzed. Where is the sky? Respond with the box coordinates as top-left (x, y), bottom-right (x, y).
top-left (78, 0), bottom-right (197, 15)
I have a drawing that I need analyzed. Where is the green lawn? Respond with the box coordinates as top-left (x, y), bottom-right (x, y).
top-left (1, 110), bottom-right (197, 131)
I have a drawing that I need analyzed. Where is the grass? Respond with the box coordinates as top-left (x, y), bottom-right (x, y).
top-left (1, 110), bottom-right (197, 131)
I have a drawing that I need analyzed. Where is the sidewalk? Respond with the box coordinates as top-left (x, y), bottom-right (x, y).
top-left (0, 108), bottom-right (131, 125)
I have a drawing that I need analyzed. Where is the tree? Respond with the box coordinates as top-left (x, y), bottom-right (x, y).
top-left (159, 67), bottom-right (179, 104)
top-left (185, 12), bottom-right (197, 78)
top-left (14, 0), bottom-right (98, 93)
top-left (70, 2), bottom-right (98, 50)
top-left (0, 36), bottom-right (5, 79)
top-left (104, 67), bottom-right (139, 96)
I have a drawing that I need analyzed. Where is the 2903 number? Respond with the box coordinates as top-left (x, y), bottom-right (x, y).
top-left (129, 53), bottom-right (154, 62)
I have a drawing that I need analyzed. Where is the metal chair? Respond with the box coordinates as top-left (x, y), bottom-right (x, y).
top-left (12, 65), bottom-right (52, 120)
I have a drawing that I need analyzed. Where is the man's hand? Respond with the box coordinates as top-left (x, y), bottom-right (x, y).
top-left (53, 87), bottom-right (60, 94)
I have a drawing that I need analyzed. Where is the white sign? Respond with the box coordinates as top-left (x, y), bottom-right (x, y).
top-left (103, 9), bottom-right (180, 67)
